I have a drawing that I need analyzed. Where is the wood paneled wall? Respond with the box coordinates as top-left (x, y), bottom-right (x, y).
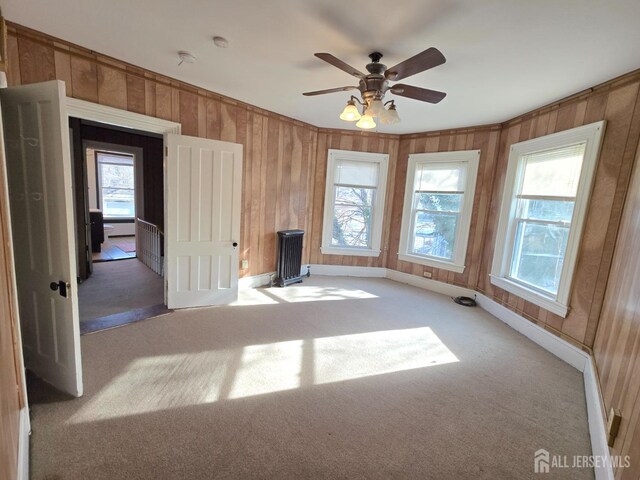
top-left (478, 72), bottom-right (640, 348)
top-left (386, 126), bottom-right (501, 288)
top-left (593, 141), bottom-right (640, 480)
top-left (8, 21), bottom-right (640, 347)
top-left (6, 22), bottom-right (319, 278)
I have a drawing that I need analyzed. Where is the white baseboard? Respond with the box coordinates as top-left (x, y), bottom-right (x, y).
top-left (17, 407), bottom-right (30, 480)
top-left (306, 264), bottom-right (387, 277)
top-left (239, 271), bottom-right (274, 290)
top-left (584, 358), bottom-right (614, 480)
top-left (474, 293), bottom-right (589, 372)
top-left (385, 269), bottom-right (475, 298)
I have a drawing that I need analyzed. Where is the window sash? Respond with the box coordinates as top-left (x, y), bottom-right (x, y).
top-left (331, 184), bottom-right (376, 250)
top-left (409, 188), bottom-right (464, 260)
top-left (98, 161), bottom-right (135, 219)
top-left (508, 219), bottom-right (570, 296)
top-left (409, 210), bottom-right (460, 260)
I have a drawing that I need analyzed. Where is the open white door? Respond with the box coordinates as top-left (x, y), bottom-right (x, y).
top-left (1, 81), bottom-right (83, 397)
top-left (166, 134), bottom-right (242, 309)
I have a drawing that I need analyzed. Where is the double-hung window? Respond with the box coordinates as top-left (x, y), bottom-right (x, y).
top-left (398, 150), bottom-right (480, 273)
top-left (96, 152), bottom-right (136, 220)
top-left (490, 121), bottom-right (605, 317)
top-left (321, 149), bottom-right (389, 256)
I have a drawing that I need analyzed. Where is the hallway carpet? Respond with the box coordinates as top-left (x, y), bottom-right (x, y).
top-left (29, 277), bottom-right (593, 479)
top-left (78, 258), bottom-right (164, 322)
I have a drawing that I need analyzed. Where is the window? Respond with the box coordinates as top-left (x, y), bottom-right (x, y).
top-left (321, 149), bottom-right (389, 256)
top-left (491, 121), bottom-right (605, 317)
top-left (97, 152), bottom-right (136, 219)
top-left (398, 150), bottom-right (480, 273)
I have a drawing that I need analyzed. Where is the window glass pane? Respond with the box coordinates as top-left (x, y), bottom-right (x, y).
top-left (510, 221), bottom-right (570, 295)
top-left (99, 159), bottom-right (135, 218)
top-left (411, 212), bottom-right (458, 260)
top-left (335, 160), bottom-right (378, 187)
top-left (520, 144), bottom-right (585, 197)
top-left (99, 153), bottom-right (134, 167)
top-left (334, 186), bottom-right (373, 206)
top-left (415, 162), bottom-right (465, 192)
top-left (415, 193), bottom-right (462, 212)
top-left (332, 205), bottom-right (372, 248)
top-left (517, 198), bottom-right (574, 222)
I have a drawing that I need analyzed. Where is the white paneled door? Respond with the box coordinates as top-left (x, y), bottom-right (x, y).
top-left (166, 134), bottom-right (243, 309)
top-left (1, 81), bottom-right (82, 397)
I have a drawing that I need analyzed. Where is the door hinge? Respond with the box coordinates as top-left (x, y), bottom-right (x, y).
top-left (165, 146), bottom-right (168, 157)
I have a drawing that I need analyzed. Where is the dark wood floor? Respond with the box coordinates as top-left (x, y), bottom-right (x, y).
top-left (92, 236), bottom-right (136, 262)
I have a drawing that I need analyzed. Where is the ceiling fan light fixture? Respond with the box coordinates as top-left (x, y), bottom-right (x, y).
top-left (339, 100), bottom-right (362, 122)
top-left (366, 98), bottom-right (385, 117)
top-left (380, 103), bottom-right (401, 125)
top-left (356, 113), bottom-right (376, 129)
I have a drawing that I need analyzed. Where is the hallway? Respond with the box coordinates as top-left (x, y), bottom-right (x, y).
top-left (78, 259), bottom-right (164, 323)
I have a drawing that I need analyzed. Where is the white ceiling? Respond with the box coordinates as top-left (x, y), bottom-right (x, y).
top-left (3, 0), bottom-right (640, 134)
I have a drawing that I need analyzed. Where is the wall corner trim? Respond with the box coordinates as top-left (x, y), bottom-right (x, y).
top-left (17, 407), bottom-right (30, 480)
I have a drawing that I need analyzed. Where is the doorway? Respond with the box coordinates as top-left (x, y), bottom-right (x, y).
top-left (2, 83), bottom-right (242, 397)
top-left (68, 118), bottom-right (168, 333)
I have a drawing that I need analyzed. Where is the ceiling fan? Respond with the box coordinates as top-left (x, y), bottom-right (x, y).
top-left (303, 48), bottom-right (447, 129)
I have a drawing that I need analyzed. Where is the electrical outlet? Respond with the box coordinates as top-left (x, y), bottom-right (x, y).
top-left (241, 259), bottom-right (249, 269)
top-left (423, 271), bottom-right (432, 279)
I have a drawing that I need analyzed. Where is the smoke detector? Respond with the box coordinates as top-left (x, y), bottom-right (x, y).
top-left (213, 36), bottom-right (229, 48)
top-left (178, 51), bottom-right (197, 66)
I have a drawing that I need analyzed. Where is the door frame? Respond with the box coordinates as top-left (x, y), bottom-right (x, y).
top-left (66, 98), bottom-right (181, 304)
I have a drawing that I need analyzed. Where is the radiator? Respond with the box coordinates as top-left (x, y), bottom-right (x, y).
top-left (276, 230), bottom-right (304, 287)
top-left (136, 218), bottom-right (164, 276)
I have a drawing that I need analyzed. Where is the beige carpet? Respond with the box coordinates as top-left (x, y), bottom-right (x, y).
top-left (29, 277), bottom-right (593, 479)
top-left (78, 258), bottom-right (164, 322)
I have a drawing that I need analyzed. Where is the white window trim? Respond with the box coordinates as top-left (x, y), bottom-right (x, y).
top-left (397, 150), bottom-right (480, 273)
top-left (321, 149), bottom-right (389, 257)
top-left (490, 121), bottom-right (606, 318)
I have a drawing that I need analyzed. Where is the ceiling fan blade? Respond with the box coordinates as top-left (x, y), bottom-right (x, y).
top-left (390, 84), bottom-right (447, 103)
top-left (302, 86), bottom-right (358, 96)
top-left (385, 47), bottom-right (446, 81)
top-left (314, 53), bottom-right (366, 78)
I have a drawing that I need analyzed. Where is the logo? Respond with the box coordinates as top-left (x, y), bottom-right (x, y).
top-left (534, 449), bottom-right (550, 473)
top-left (534, 448), bottom-right (631, 473)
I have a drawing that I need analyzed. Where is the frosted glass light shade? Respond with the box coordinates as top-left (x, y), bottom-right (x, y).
top-left (356, 114), bottom-right (376, 129)
top-left (339, 102), bottom-right (361, 122)
top-left (366, 99), bottom-right (385, 117)
top-left (380, 105), bottom-right (400, 125)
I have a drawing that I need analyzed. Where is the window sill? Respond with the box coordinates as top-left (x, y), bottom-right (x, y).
top-left (397, 253), bottom-right (465, 274)
top-left (321, 246), bottom-right (381, 257)
top-left (103, 218), bottom-right (135, 223)
top-left (489, 275), bottom-right (569, 318)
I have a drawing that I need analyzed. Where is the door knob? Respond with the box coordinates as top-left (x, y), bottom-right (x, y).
top-left (50, 280), bottom-right (69, 298)
top-left (232, 242), bottom-right (238, 248)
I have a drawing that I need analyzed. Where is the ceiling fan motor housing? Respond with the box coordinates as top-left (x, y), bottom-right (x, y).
top-left (360, 52), bottom-right (389, 103)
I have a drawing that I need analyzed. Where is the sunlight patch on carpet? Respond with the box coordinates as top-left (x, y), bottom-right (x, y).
top-left (69, 327), bottom-right (457, 423)
top-left (232, 285), bottom-right (379, 306)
